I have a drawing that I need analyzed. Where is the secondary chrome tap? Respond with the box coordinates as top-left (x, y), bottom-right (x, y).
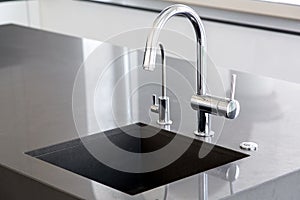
top-left (143, 4), bottom-right (240, 137)
top-left (150, 43), bottom-right (172, 125)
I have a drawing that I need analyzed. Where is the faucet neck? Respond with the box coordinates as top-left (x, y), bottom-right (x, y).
top-left (143, 4), bottom-right (207, 95)
top-left (143, 4), bottom-right (214, 136)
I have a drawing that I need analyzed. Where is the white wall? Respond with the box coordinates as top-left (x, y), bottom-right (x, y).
top-left (0, 1), bottom-right (29, 26)
top-left (0, 0), bottom-right (40, 27)
top-left (37, 0), bottom-right (300, 83)
top-left (26, 0), bottom-right (40, 28)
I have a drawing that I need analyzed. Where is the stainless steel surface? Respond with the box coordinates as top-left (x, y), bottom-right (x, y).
top-left (143, 5), bottom-right (240, 137)
top-left (150, 44), bottom-right (172, 125)
top-left (240, 142), bottom-right (258, 151)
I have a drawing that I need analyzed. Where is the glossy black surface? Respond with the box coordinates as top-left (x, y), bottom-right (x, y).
top-left (26, 122), bottom-right (248, 195)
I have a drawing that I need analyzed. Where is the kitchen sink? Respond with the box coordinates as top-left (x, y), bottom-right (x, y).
top-left (26, 122), bottom-right (248, 195)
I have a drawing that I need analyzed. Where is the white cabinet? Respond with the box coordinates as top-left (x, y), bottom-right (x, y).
top-left (37, 0), bottom-right (300, 83)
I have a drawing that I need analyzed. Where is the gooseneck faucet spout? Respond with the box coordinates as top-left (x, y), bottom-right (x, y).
top-left (143, 4), bottom-right (240, 137)
top-left (143, 4), bottom-right (206, 76)
top-left (143, 4), bottom-right (210, 135)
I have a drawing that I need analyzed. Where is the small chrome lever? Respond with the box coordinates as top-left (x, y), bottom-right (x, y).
top-left (153, 94), bottom-right (157, 105)
top-left (150, 44), bottom-right (172, 125)
top-left (151, 94), bottom-right (159, 113)
top-left (230, 74), bottom-right (237, 100)
top-left (227, 74), bottom-right (240, 119)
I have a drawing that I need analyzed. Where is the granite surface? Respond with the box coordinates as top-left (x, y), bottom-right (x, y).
top-left (0, 24), bottom-right (300, 199)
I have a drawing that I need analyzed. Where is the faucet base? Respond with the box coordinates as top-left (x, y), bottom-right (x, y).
top-left (194, 130), bottom-right (214, 137)
top-left (157, 119), bottom-right (173, 126)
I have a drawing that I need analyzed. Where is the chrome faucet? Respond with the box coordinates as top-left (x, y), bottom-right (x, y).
top-left (143, 4), bottom-right (240, 137)
top-left (150, 43), bottom-right (172, 125)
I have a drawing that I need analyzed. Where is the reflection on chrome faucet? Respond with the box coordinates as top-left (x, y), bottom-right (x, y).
top-left (163, 185), bottom-right (168, 200)
top-left (198, 164), bottom-right (240, 200)
top-left (199, 173), bottom-right (209, 200)
top-left (208, 163), bottom-right (240, 195)
top-left (143, 4), bottom-right (240, 137)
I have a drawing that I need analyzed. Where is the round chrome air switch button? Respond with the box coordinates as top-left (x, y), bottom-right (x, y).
top-left (240, 142), bottom-right (258, 151)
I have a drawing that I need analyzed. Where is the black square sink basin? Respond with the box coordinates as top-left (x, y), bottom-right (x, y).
top-left (26, 123), bottom-right (248, 195)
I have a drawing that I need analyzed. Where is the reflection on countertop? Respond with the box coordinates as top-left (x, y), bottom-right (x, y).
top-left (1, 24), bottom-right (300, 200)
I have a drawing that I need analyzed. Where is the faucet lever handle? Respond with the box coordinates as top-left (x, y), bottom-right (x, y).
top-left (151, 94), bottom-right (159, 113)
top-left (230, 74), bottom-right (237, 100)
top-left (152, 94), bottom-right (157, 105)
